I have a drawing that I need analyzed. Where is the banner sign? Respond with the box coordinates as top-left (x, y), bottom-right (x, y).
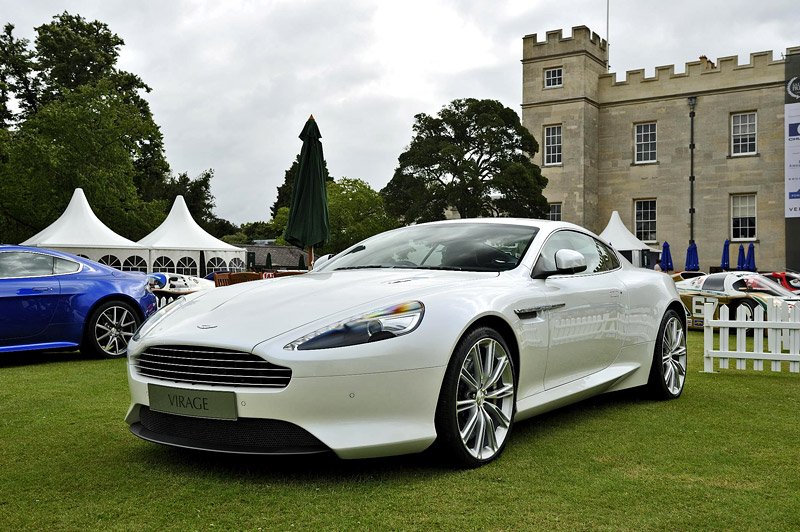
top-left (786, 53), bottom-right (800, 217)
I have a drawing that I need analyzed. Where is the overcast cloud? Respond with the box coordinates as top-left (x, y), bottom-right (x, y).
top-left (2, 0), bottom-right (797, 224)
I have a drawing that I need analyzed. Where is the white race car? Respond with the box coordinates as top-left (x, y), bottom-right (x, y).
top-left (125, 219), bottom-right (686, 468)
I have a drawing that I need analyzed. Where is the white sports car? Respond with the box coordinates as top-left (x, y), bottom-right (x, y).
top-left (125, 219), bottom-right (686, 468)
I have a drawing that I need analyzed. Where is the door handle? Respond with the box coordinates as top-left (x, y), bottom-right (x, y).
top-left (31, 287), bottom-right (54, 292)
top-left (609, 289), bottom-right (621, 298)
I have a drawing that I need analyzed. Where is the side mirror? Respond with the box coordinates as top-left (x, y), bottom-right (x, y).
top-left (554, 249), bottom-right (587, 275)
top-left (312, 254), bottom-right (334, 271)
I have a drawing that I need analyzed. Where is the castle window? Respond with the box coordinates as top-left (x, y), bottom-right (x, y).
top-left (731, 194), bottom-right (756, 240)
top-left (544, 125), bottom-right (562, 166)
top-left (635, 199), bottom-right (657, 243)
top-left (731, 112), bottom-right (757, 155)
top-left (544, 67), bottom-right (563, 88)
top-left (548, 203), bottom-right (562, 221)
top-left (634, 123), bottom-right (657, 163)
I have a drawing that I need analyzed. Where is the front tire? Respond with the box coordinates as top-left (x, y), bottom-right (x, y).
top-left (647, 309), bottom-right (687, 399)
top-left (435, 327), bottom-right (516, 468)
top-left (83, 300), bottom-right (141, 359)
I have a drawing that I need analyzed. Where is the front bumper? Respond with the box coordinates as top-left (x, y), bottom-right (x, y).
top-left (126, 365), bottom-right (445, 459)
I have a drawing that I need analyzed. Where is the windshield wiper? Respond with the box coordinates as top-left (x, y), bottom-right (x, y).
top-left (345, 245), bottom-right (366, 255)
top-left (335, 265), bottom-right (394, 270)
top-left (407, 265), bottom-right (464, 271)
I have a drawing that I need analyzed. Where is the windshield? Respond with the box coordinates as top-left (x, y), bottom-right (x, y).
top-left (732, 275), bottom-right (799, 298)
top-left (321, 223), bottom-right (539, 273)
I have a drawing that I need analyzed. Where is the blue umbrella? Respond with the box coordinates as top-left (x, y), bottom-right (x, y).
top-left (661, 241), bottom-right (674, 271)
top-left (746, 242), bottom-right (756, 272)
top-left (720, 239), bottom-right (730, 271)
top-left (685, 242), bottom-right (700, 271)
top-left (736, 244), bottom-right (746, 270)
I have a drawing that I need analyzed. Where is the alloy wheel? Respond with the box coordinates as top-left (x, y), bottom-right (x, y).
top-left (94, 305), bottom-right (137, 357)
top-left (456, 337), bottom-right (515, 460)
top-left (661, 315), bottom-right (687, 395)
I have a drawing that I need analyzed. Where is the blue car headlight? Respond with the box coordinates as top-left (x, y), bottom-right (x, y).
top-left (284, 301), bottom-right (425, 351)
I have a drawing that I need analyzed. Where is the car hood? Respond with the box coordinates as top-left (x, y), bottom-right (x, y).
top-left (137, 269), bottom-right (498, 349)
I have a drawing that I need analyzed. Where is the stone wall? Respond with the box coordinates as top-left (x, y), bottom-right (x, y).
top-left (522, 25), bottom-right (799, 270)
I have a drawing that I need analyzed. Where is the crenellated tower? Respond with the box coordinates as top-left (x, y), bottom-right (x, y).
top-left (521, 26), bottom-right (608, 230)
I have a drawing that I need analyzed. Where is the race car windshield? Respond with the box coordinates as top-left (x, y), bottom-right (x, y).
top-left (733, 276), bottom-right (799, 298)
top-left (323, 223), bottom-right (539, 273)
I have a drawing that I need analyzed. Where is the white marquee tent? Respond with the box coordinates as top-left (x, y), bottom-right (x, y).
top-left (137, 195), bottom-right (246, 275)
top-left (599, 211), bottom-right (660, 268)
top-left (21, 188), bottom-right (150, 272)
top-left (21, 189), bottom-right (246, 275)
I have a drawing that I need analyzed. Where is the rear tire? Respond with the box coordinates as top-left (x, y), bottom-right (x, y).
top-left (647, 309), bottom-right (687, 399)
top-left (435, 327), bottom-right (516, 468)
top-left (730, 298), bottom-right (757, 319)
top-left (83, 300), bottom-right (141, 359)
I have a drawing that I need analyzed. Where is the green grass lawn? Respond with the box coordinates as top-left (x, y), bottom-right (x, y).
top-left (1, 331), bottom-right (799, 530)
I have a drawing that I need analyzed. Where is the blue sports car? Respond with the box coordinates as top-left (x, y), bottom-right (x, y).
top-left (0, 245), bottom-right (157, 358)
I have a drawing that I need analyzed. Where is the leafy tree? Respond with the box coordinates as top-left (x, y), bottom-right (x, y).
top-left (240, 221), bottom-right (273, 242)
top-left (271, 153), bottom-right (332, 218)
top-left (322, 178), bottom-right (399, 255)
top-left (0, 12), bottom-right (228, 243)
top-left (0, 79), bottom-right (166, 241)
top-left (381, 98), bottom-right (548, 224)
top-left (221, 232), bottom-right (249, 245)
top-left (268, 207), bottom-right (290, 245)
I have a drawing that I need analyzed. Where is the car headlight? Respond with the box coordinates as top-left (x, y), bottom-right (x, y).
top-left (284, 301), bottom-right (425, 351)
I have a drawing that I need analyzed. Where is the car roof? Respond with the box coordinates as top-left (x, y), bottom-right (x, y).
top-left (0, 244), bottom-right (90, 263)
top-left (414, 218), bottom-right (593, 235)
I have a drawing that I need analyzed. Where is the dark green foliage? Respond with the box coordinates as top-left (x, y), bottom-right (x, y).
top-left (381, 98), bottom-right (549, 224)
top-left (321, 178), bottom-right (399, 255)
top-left (164, 169), bottom-right (236, 238)
top-left (239, 221), bottom-right (274, 242)
top-left (0, 79), bottom-right (166, 241)
top-left (0, 12), bottom-right (225, 243)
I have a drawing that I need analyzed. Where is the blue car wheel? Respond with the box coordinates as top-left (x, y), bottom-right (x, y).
top-left (83, 300), bottom-right (142, 358)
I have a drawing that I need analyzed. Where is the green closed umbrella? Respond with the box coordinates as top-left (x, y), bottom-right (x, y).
top-left (284, 115), bottom-right (330, 268)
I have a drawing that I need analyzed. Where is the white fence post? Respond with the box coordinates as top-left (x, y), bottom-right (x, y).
top-left (703, 302), bottom-right (715, 373)
top-left (702, 301), bottom-right (800, 374)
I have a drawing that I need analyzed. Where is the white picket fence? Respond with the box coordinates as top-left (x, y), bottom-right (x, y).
top-left (702, 302), bottom-right (800, 373)
top-left (156, 295), bottom-right (177, 309)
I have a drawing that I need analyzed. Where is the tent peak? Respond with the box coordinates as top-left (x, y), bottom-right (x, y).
top-left (20, 188), bottom-right (143, 248)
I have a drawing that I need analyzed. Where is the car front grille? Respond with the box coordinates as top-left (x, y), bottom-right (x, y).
top-left (133, 345), bottom-right (291, 388)
top-left (135, 407), bottom-right (328, 454)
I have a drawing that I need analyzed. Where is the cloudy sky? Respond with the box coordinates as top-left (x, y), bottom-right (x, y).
top-left (2, 0), bottom-right (797, 224)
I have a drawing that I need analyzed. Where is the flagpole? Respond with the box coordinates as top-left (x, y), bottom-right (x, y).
top-left (606, 0), bottom-right (610, 71)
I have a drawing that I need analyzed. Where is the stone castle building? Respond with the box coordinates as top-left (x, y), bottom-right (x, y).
top-left (521, 25), bottom-right (800, 271)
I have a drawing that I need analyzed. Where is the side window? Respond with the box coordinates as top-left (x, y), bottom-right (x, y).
top-left (534, 231), bottom-right (619, 276)
top-left (54, 258), bottom-right (81, 274)
top-left (594, 239), bottom-right (620, 272)
top-left (0, 252), bottom-right (55, 278)
top-left (702, 275), bottom-right (726, 292)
